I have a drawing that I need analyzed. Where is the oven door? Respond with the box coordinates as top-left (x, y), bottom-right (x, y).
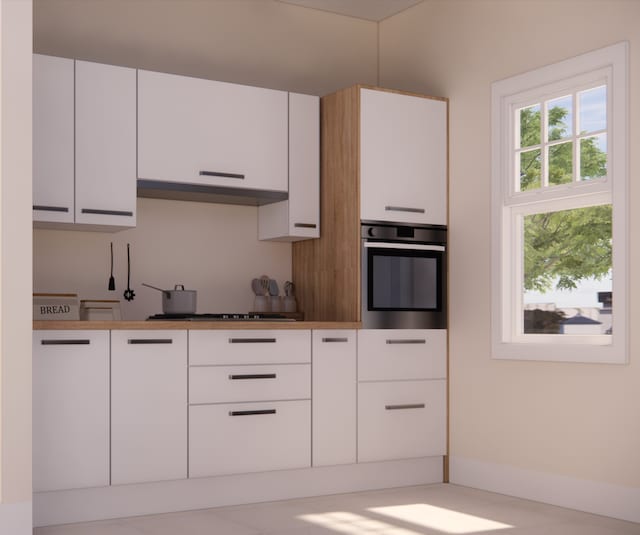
top-left (361, 241), bottom-right (447, 329)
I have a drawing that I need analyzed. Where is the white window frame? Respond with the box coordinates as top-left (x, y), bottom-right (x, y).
top-left (491, 42), bottom-right (628, 364)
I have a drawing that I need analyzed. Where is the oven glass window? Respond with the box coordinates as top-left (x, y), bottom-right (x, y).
top-left (369, 249), bottom-right (441, 311)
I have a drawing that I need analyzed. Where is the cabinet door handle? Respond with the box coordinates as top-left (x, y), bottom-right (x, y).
top-left (81, 208), bottom-right (134, 217)
top-left (294, 223), bottom-right (317, 229)
top-left (386, 339), bottom-right (426, 345)
top-left (322, 337), bottom-right (349, 343)
top-left (229, 409), bottom-right (276, 417)
top-left (228, 338), bottom-right (277, 344)
top-left (127, 338), bottom-right (173, 345)
top-left (228, 373), bottom-right (276, 380)
top-left (199, 171), bottom-right (245, 180)
top-left (385, 206), bottom-right (426, 214)
top-left (385, 403), bottom-right (426, 410)
top-left (41, 339), bottom-right (90, 345)
top-left (33, 205), bottom-right (70, 213)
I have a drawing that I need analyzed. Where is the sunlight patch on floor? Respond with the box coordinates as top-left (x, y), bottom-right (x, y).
top-left (368, 504), bottom-right (514, 534)
top-left (299, 511), bottom-right (424, 534)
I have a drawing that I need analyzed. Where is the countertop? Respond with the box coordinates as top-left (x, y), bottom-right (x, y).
top-left (33, 320), bottom-right (361, 330)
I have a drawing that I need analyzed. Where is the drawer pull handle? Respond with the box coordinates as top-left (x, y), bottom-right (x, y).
top-left (228, 373), bottom-right (277, 380)
top-left (294, 223), bottom-right (317, 229)
top-left (33, 205), bottom-right (69, 213)
top-left (81, 208), bottom-right (134, 217)
top-left (385, 206), bottom-right (426, 214)
top-left (386, 339), bottom-right (426, 345)
top-left (322, 337), bottom-right (349, 343)
top-left (228, 338), bottom-right (277, 344)
top-left (127, 339), bottom-right (173, 345)
top-left (199, 170), bottom-right (245, 180)
top-left (229, 409), bottom-right (276, 417)
top-left (41, 339), bottom-right (90, 345)
top-left (385, 404), bottom-right (426, 411)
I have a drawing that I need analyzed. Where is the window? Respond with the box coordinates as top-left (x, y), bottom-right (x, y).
top-left (491, 42), bottom-right (628, 363)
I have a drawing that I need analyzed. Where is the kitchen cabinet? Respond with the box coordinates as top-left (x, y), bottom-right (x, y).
top-left (33, 54), bottom-right (136, 230)
top-left (33, 330), bottom-right (109, 492)
top-left (138, 69), bottom-right (288, 193)
top-left (111, 331), bottom-right (187, 485)
top-left (258, 92), bottom-right (320, 241)
top-left (360, 88), bottom-right (447, 226)
top-left (311, 330), bottom-right (357, 467)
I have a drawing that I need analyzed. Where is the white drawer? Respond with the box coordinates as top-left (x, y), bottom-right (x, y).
top-left (189, 400), bottom-right (310, 477)
top-left (189, 364), bottom-right (310, 404)
top-left (358, 329), bottom-right (446, 381)
top-left (189, 330), bottom-right (311, 365)
top-left (357, 380), bottom-right (446, 463)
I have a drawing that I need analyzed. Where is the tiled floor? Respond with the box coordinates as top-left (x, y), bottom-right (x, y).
top-left (34, 483), bottom-right (640, 534)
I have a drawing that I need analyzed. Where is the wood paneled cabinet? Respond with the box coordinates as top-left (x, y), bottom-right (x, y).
top-left (33, 54), bottom-right (137, 230)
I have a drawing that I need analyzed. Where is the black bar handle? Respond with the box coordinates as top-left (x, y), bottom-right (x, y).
top-left (33, 205), bottom-right (70, 213)
top-left (228, 373), bottom-right (277, 380)
top-left (228, 338), bottom-right (277, 344)
top-left (386, 339), bottom-right (426, 345)
top-left (41, 339), bottom-right (90, 346)
top-left (385, 403), bottom-right (426, 410)
top-left (128, 339), bottom-right (173, 345)
top-left (294, 223), bottom-right (317, 229)
top-left (229, 409), bottom-right (276, 417)
top-left (385, 206), bottom-right (426, 214)
top-left (81, 208), bottom-right (134, 217)
top-left (199, 171), bottom-right (245, 180)
top-left (322, 337), bottom-right (349, 343)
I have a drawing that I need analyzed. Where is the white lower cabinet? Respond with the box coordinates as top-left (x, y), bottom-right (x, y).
top-left (312, 330), bottom-right (357, 466)
top-left (111, 331), bottom-right (187, 485)
top-left (33, 331), bottom-right (110, 492)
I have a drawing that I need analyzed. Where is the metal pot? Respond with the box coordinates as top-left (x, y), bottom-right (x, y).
top-left (143, 283), bottom-right (197, 314)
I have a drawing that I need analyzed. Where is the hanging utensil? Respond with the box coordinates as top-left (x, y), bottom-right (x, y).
top-left (108, 242), bottom-right (116, 291)
top-left (123, 243), bottom-right (135, 301)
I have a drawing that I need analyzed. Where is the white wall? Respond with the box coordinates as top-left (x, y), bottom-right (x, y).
top-left (32, 0), bottom-right (378, 318)
top-left (0, 0), bottom-right (33, 533)
top-left (380, 0), bottom-right (640, 522)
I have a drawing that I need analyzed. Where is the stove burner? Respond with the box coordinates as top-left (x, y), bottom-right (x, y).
top-left (147, 313), bottom-right (295, 321)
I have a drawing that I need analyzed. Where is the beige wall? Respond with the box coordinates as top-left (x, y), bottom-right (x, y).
top-left (380, 0), bottom-right (640, 489)
top-left (32, 0), bottom-right (378, 318)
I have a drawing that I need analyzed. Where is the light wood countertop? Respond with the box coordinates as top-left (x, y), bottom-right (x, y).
top-left (33, 320), bottom-right (361, 330)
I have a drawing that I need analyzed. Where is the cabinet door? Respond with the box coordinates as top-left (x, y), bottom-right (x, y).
top-left (75, 60), bottom-right (137, 228)
top-left (312, 330), bottom-right (357, 467)
top-left (138, 70), bottom-right (288, 192)
top-left (33, 330), bottom-right (109, 492)
top-left (33, 54), bottom-right (74, 224)
top-left (258, 92), bottom-right (320, 241)
top-left (360, 88), bottom-right (447, 225)
top-left (111, 331), bottom-right (187, 485)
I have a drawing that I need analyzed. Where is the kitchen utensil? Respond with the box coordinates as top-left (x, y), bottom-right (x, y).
top-left (142, 283), bottom-right (197, 314)
top-left (251, 278), bottom-right (262, 296)
top-left (108, 242), bottom-right (115, 291)
top-left (268, 279), bottom-right (279, 297)
top-left (253, 295), bottom-right (269, 313)
top-left (284, 281), bottom-right (295, 297)
top-left (260, 275), bottom-right (270, 296)
top-left (123, 243), bottom-right (135, 301)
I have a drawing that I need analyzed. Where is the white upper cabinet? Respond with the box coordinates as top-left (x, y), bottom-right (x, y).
top-left (258, 92), bottom-right (320, 241)
top-left (138, 70), bottom-right (288, 193)
top-left (360, 88), bottom-right (447, 226)
top-left (33, 54), bottom-right (74, 224)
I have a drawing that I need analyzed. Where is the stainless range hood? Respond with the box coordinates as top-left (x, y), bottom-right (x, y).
top-left (137, 180), bottom-right (288, 207)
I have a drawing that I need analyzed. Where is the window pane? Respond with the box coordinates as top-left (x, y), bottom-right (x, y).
top-left (522, 205), bottom-right (612, 335)
top-left (579, 86), bottom-right (606, 133)
top-left (548, 141), bottom-right (573, 186)
top-left (518, 104), bottom-right (541, 148)
top-left (580, 133), bottom-right (607, 181)
top-left (519, 149), bottom-right (541, 191)
top-left (547, 95), bottom-right (573, 140)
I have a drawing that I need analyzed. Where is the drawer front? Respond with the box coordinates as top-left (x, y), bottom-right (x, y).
top-left (189, 330), bottom-right (311, 365)
top-left (189, 364), bottom-right (310, 404)
top-left (358, 380), bottom-right (446, 463)
top-left (358, 329), bottom-right (446, 381)
top-left (189, 400), bottom-right (310, 477)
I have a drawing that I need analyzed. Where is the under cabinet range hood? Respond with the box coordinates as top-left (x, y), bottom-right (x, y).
top-left (136, 180), bottom-right (288, 207)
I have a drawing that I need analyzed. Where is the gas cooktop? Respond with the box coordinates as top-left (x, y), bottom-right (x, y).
top-left (147, 313), bottom-right (296, 321)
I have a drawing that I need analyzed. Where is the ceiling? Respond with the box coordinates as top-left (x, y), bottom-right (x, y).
top-left (277, 0), bottom-right (424, 22)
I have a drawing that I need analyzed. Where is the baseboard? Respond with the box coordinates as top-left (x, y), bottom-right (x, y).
top-left (35, 456), bottom-right (443, 527)
top-left (0, 500), bottom-right (32, 535)
top-left (450, 456), bottom-right (640, 524)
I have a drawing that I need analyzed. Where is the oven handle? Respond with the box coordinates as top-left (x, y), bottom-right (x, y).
top-left (363, 242), bottom-right (445, 252)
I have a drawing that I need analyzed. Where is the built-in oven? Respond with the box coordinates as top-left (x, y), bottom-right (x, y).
top-left (361, 221), bottom-right (447, 329)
